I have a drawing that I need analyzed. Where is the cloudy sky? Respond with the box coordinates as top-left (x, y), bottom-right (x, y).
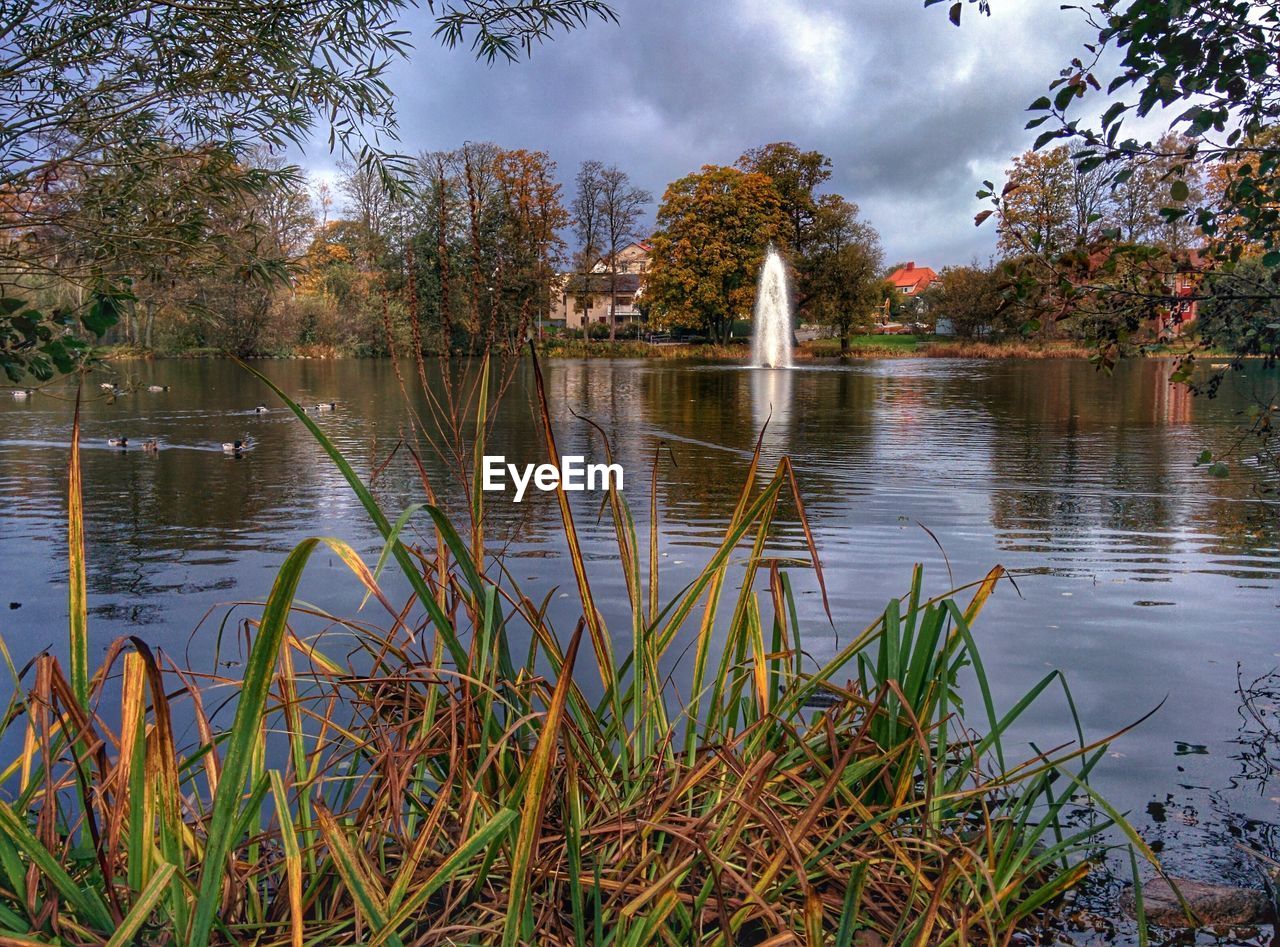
top-left (308, 0), bottom-right (1107, 267)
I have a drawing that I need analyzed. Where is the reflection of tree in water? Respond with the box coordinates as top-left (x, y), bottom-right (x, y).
top-left (633, 366), bottom-right (882, 550)
top-left (1232, 666), bottom-right (1280, 799)
top-left (1063, 669), bottom-right (1280, 946)
top-left (980, 362), bottom-right (1258, 579)
top-left (1121, 668), bottom-right (1280, 904)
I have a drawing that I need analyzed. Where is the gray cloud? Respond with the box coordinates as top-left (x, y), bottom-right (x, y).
top-left (308, 0), bottom-right (1099, 268)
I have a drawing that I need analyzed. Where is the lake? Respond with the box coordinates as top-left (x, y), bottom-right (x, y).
top-left (2, 355), bottom-right (1278, 913)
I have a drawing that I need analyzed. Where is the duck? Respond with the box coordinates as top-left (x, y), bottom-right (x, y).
top-left (222, 437), bottom-right (249, 454)
top-left (11, 389), bottom-right (31, 400)
top-left (142, 439), bottom-right (159, 453)
top-left (107, 436), bottom-right (127, 448)
top-left (146, 385), bottom-right (170, 393)
top-left (98, 382), bottom-right (115, 391)
top-left (314, 402), bottom-right (337, 412)
top-left (254, 404), bottom-right (269, 414)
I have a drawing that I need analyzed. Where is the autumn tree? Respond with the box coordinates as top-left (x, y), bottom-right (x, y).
top-left (997, 147), bottom-right (1077, 257)
top-left (338, 158), bottom-right (397, 262)
top-left (925, 263), bottom-right (1011, 339)
top-left (596, 166), bottom-right (652, 340)
top-left (647, 165), bottom-right (783, 343)
top-left (1204, 126), bottom-right (1280, 259)
top-left (948, 0), bottom-right (1280, 364)
top-left (736, 142), bottom-right (832, 255)
top-left (1198, 257), bottom-right (1280, 357)
top-left (370, 143), bottom-right (568, 355)
top-left (0, 0), bottom-right (615, 381)
top-left (493, 148), bottom-right (569, 349)
top-left (801, 196), bottom-right (883, 351)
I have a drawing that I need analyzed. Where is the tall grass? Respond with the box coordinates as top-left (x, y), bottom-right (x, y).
top-left (0, 357), bottom-right (1149, 944)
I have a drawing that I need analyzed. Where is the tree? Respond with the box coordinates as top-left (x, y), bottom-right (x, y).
top-left (647, 165), bottom-right (783, 343)
top-left (950, 0), bottom-right (1280, 330)
top-left (596, 166), bottom-right (652, 340)
top-left (255, 161), bottom-right (317, 263)
top-left (736, 142), bottom-right (832, 255)
top-left (926, 263), bottom-right (1011, 339)
top-left (1198, 257), bottom-right (1280, 359)
top-left (338, 158), bottom-right (396, 262)
top-left (801, 196), bottom-right (883, 351)
top-left (0, 0), bottom-right (615, 381)
top-left (364, 143), bottom-right (570, 355)
top-left (494, 148), bottom-right (569, 349)
top-left (1204, 126), bottom-right (1280, 258)
top-left (992, 136), bottom-right (1209, 345)
top-left (572, 160), bottom-right (606, 277)
top-left (997, 147), bottom-right (1077, 257)
top-left (1068, 148), bottom-right (1112, 246)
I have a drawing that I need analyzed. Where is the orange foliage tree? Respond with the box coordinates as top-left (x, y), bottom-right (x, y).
top-left (646, 166), bottom-right (784, 343)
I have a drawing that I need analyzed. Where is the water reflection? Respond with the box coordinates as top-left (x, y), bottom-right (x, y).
top-left (2, 355), bottom-right (1279, 885)
top-left (750, 367), bottom-right (792, 458)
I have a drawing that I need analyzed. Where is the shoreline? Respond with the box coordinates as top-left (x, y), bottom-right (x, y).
top-left (101, 339), bottom-right (1123, 363)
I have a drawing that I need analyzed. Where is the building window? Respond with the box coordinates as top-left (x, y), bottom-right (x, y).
top-left (618, 296), bottom-right (633, 308)
top-left (900, 286), bottom-right (911, 294)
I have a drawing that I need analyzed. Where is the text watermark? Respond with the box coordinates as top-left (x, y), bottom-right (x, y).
top-left (482, 455), bottom-right (624, 502)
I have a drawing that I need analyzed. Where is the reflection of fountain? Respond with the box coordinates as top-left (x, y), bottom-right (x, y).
top-left (751, 246), bottom-right (793, 369)
top-left (751, 364), bottom-right (792, 456)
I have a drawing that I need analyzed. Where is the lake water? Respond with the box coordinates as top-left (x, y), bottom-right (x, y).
top-left (2, 356), bottom-right (1279, 919)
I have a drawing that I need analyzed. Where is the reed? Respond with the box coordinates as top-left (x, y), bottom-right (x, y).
top-left (0, 357), bottom-right (1150, 945)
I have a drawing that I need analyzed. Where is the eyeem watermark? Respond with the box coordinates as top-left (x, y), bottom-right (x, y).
top-left (482, 456), bottom-right (623, 503)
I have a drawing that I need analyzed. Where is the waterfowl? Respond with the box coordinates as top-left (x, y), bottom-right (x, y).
top-left (147, 385), bottom-right (170, 393)
top-left (254, 404), bottom-right (269, 413)
top-left (142, 439), bottom-right (159, 452)
top-left (315, 402), bottom-right (336, 412)
top-left (99, 382), bottom-right (115, 391)
top-left (107, 437), bottom-right (127, 448)
top-left (222, 437), bottom-right (249, 454)
top-left (11, 389), bottom-right (30, 400)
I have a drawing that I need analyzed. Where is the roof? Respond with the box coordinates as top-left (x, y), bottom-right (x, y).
top-left (563, 272), bottom-right (642, 295)
top-left (886, 262), bottom-right (938, 294)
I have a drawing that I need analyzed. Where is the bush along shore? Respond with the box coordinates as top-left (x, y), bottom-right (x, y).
top-left (100, 335), bottom-right (1100, 365)
top-left (0, 356), bottom-right (1162, 945)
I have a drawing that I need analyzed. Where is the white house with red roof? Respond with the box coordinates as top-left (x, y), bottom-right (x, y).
top-left (886, 261), bottom-right (938, 297)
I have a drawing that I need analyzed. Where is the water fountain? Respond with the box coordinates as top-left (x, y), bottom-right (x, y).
top-left (751, 245), bottom-right (793, 369)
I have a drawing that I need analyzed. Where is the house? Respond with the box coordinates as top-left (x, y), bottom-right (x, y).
top-left (876, 261), bottom-right (939, 332)
top-left (886, 261), bottom-right (938, 297)
top-left (554, 241), bottom-right (650, 330)
top-left (1079, 244), bottom-right (1209, 339)
top-left (1159, 248), bottom-right (1208, 338)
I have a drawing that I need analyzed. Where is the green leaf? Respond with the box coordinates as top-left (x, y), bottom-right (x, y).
top-left (1101, 101), bottom-right (1129, 126)
top-left (1034, 130), bottom-right (1059, 150)
top-left (1170, 180), bottom-right (1189, 202)
top-left (0, 802), bottom-right (113, 930)
top-left (1053, 84), bottom-right (1078, 111)
top-left (106, 863), bottom-right (177, 947)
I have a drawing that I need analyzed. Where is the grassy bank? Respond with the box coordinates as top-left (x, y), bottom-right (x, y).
top-left (802, 336), bottom-right (1095, 359)
top-left (101, 335), bottom-right (1096, 365)
top-left (538, 335), bottom-right (1095, 361)
top-left (0, 359), bottom-right (1154, 945)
